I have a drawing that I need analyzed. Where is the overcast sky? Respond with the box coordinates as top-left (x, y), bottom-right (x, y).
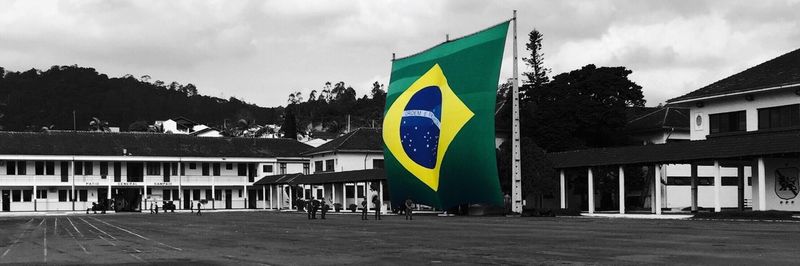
top-left (2, 0), bottom-right (799, 107)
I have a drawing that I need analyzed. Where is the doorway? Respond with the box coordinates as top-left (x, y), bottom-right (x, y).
top-left (2, 190), bottom-right (10, 212)
top-left (183, 189), bottom-right (191, 209)
top-left (98, 188), bottom-right (109, 210)
top-left (225, 189), bottom-right (232, 209)
top-left (113, 188), bottom-right (141, 212)
top-left (248, 190), bottom-right (257, 209)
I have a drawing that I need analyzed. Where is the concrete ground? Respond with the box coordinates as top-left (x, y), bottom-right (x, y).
top-left (0, 211), bottom-right (797, 265)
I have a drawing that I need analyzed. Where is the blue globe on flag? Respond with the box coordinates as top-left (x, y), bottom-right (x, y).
top-left (400, 86), bottom-right (441, 169)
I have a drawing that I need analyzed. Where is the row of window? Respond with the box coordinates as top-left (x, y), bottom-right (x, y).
top-left (311, 159), bottom-right (384, 173)
top-left (2, 189), bottom-right (89, 202)
top-left (709, 104), bottom-right (800, 134)
top-left (666, 176), bottom-right (750, 186)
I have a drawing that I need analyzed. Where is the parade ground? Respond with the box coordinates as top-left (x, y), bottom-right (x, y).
top-left (0, 211), bottom-right (798, 265)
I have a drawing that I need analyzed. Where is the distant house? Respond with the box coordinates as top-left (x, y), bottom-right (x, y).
top-left (160, 117), bottom-right (222, 137)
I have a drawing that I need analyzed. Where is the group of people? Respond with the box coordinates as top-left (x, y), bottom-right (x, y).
top-left (305, 197), bottom-right (329, 219)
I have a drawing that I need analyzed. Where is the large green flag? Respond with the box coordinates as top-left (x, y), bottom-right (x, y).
top-left (383, 21), bottom-right (509, 209)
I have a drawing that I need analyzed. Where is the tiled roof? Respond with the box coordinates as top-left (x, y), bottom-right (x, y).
top-left (547, 130), bottom-right (800, 168)
top-left (0, 131), bottom-right (312, 158)
top-left (254, 169), bottom-right (385, 185)
top-left (301, 128), bottom-right (383, 155)
top-left (668, 48), bottom-right (800, 103)
top-left (626, 107), bottom-right (690, 133)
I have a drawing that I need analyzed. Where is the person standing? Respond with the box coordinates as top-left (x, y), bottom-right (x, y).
top-left (311, 198), bottom-right (320, 219)
top-left (307, 198), bottom-right (313, 220)
top-left (196, 202), bottom-right (202, 216)
top-left (320, 198), bottom-right (328, 220)
top-left (155, 203), bottom-right (159, 214)
top-left (405, 197), bottom-right (414, 220)
top-left (503, 193), bottom-right (512, 215)
top-left (361, 199), bottom-right (368, 220)
top-left (150, 202), bottom-right (154, 214)
top-left (372, 195), bottom-right (381, 220)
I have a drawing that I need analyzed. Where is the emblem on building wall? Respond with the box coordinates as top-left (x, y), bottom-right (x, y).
top-left (775, 167), bottom-right (799, 200)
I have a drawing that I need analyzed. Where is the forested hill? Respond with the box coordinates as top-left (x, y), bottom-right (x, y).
top-left (0, 65), bottom-right (282, 131)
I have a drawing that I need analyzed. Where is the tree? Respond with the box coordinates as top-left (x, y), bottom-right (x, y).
top-left (521, 29), bottom-right (550, 100)
top-left (128, 121), bottom-right (150, 132)
top-left (526, 64), bottom-right (645, 152)
top-left (281, 104), bottom-right (298, 139)
top-left (497, 137), bottom-right (557, 208)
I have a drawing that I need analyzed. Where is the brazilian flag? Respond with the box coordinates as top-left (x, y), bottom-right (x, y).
top-left (383, 21), bottom-right (509, 210)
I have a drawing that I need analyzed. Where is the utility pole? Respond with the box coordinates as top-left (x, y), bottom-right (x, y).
top-left (511, 10), bottom-right (523, 214)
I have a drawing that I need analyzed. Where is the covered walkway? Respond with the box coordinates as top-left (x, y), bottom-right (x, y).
top-left (547, 130), bottom-right (800, 214)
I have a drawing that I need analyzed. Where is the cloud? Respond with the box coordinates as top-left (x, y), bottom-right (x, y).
top-left (0, 0), bottom-right (798, 108)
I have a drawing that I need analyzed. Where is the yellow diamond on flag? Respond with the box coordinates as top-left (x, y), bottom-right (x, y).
top-left (383, 64), bottom-right (474, 191)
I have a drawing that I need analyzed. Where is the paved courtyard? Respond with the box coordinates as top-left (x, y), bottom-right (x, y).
top-left (0, 211), bottom-right (798, 265)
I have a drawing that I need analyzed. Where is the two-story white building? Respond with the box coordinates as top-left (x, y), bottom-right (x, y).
top-left (256, 128), bottom-right (390, 213)
top-left (548, 47), bottom-right (800, 214)
top-left (0, 131), bottom-right (310, 212)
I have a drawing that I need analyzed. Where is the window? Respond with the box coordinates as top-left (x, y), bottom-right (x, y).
top-left (22, 190), bottom-right (32, 202)
top-left (100, 162), bottom-right (108, 179)
top-left (147, 188), bottom-right (152, 195)
top-left (45, 161), bottom-right (54, 175)
top-left (17, 161), bottom-right (26, 175)
top-left (314, 161), bottom-right (323, 172)
top-left (171, 163), bottom-right (178, 175)
top-left (758, 104), bottom-right (800, 130)
top-left (12, 190), bottom-right (20, 202)
top-left (189, 163), bottom-right (197, 169)
top-left (257, 190), bottom-right (264, 200)
top-left (238, 189), bottom-right (242, 198)
top-left (173, 190), bottom-right (180, 200)
top-left (709, 111), bottom-right (746, 134)
top-left (226, 163), bottom-right (233, 170)
top-left (205, 189), bottom-right (213, 200)
top-left (113, 162), bottom-right (121, 182)
top-left (79, 190), bottom-right (88, 202)
top-left (212, 163), bottom-right (220, 176)
top-left (36, 189), bottom-right (47, 199)
top-left (303, 163), bottom-right (309, 175)
top-left (193, 190), bottom-right (201, 200)
top-left (6, 161), bottom-right (15, 175)
top-left (215, 189), bottom-right (221, 200)
top-left (35, 161), bottom-right (44, 175)
top-left (84, 161), bottom-right (93, 175)
top-left (74, 161), bottom-right (83, 175)
top-left (201, 163), bottom-right (210, 176)
top-left (146, 162), bottom-right (160, 175)
top-left (164, 190), bottom-right (171, 201)
top-left (721, 177), bottom-right (740, 186)
top-left (263, 165), bottom-right (273, 173)
top-left (666, 177), bottom-right (715, 185)
top-left (373, 159), bottom-right (384, 169)
top-left (346, 186), bottom-right (354, 197)
top-left (163, 163), bottom-right (170, 183)
top-left (237, 163), bottom-right (247, 176)
top-left (58, 190), bottom-right (68, 202)
top-left (325, 160), bottom-right (334, 172)
top-left (279, 163), bottom-right (287, 174)
top-left (61, 161), bottom-right (69, 182)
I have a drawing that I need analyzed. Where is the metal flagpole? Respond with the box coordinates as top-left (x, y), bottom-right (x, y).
top-left (511, 10), bottom-right (523, 214)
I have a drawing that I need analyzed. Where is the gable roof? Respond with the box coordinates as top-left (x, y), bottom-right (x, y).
top-left (0, 131), bottom-right (312, 158)
top-left (301, 128), bottom-right (383, 156)
top-left (626, 107), bottom-right (690, 133)
top-left (668, 48), bottom-right (800, 103)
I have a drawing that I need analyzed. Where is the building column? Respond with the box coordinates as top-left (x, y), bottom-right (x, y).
top-left (342, 183), bottom-right (347, 210)
top-left (379, 180), bottom-right (385, 214)
top-left (178, 162), bottom-right (183, 210)
top-left (211, 175), bottom-right (216, 209)
top-left (655, 164), bottom-right (662, 215)
top-left (243, 185), bottom-right (247, 209)
top-left (33, 174), bottom-right (37, 212)
top-left (262, 185), bottom-right (267, 210)
top-left (289, 185), bottom-right (294, 210)
top-left (559, 169), bottom-right (566, 209)
top-left (690, 163), bottom-right (698, 213)
top-left (757, 157), bottom-right (766, 211)
top-left (331, 183), bottom-right (337, 204)
top-left (737, 165), bottom-right (745, 211)
top-left (713, 160), bottom-right (721, 212)
top-left (364, 182), bottom-right (370, 211)
top-left (618, 166), bottom-right (625, 214)
top-left (269, 185), bottom-right (273, 210)
top-left (277, 185), bottom-right (282, 209)
top-left (587, 167), bottom-right (594, 214)
top-left (71, 160), bottom-right (75, 211)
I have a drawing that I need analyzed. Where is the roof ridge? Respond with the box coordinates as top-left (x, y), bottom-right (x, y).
top-left (334, 128), bottom-right (362, 152)
top-left (627, 107), bottom-right (665, 124)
